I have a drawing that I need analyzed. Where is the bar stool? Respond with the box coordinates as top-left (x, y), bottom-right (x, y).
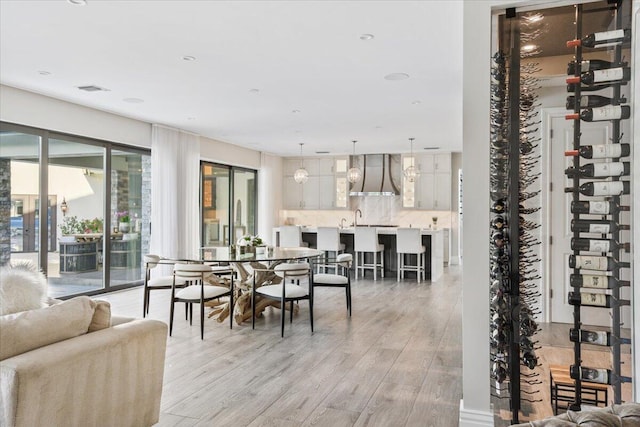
top-left (354, 227), bottom-right (384, 280)
top-left (396, 227), bottom-right (426, 283)
top-left (316, 227), bottom-right (345, 273)
top-left (279, 225), bottom-right (307, 248)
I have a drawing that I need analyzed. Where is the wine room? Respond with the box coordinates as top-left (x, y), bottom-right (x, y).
top-left (488, 0), bottom-right (634, 424)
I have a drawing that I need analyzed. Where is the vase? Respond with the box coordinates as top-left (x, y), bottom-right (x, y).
top-left (119, 222), bottom-right (130, 233)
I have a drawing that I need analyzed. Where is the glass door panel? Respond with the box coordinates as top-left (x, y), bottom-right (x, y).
top-left (48, 137), bottom-right (105, 297)
top-left (201, 163), bottom-right (230, 246)
top-left (0, 131), bottom-right (40, 267)
top-left (109, 149), bottom-right (149, 287)
top-left (232, 169), bottom-right (257, 241)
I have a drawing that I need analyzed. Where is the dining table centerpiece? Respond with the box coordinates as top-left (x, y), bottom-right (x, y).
top-left (236, 234), bottom-right (265, 254)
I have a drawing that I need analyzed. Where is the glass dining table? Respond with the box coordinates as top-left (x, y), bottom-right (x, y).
top-left (196, 246), bottom-right (324, 325)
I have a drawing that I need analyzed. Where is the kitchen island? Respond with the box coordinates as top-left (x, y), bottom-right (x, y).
top-left (273, 226), bottom-right (444, 281)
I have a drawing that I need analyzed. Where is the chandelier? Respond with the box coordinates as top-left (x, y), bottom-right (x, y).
top-left (403, 137), bottom-right (418, 183)
top-left (294, 143), bottom-right (309, 184)
top-left (347, 140), bottom-right (362, 183)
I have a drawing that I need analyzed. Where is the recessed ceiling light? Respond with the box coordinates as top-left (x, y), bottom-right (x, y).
top-left (187, 117), bottom-right (196, 120)
top-left (67, 0), bottom-right (87, 5)
top-left (38, 71), bottom-right (51, 76)
top-left (292, 109), bottom-right (301, 114)
top-left (249, 88), bottom-right (260, 94)
top-left (123, 98), bottom-right (144, 103)
top-left (522, 44), bottom-right (537, 52)
top-left (360, 34), bottom-right (374, 40)
top-left (375, 126), bottom-right (382, 129)
top-left (294, 130), bottom-right (302, 134)
top-left (424, 147), bottom-right (440, 150)
top-left (182, 55), bottom-right (196, 61)
top-left (384, 73), bottom-right (410, 81)
top-left (316, 151), bottom-right (330, 154)
top-left (412, 100), bottom-right (421, 105)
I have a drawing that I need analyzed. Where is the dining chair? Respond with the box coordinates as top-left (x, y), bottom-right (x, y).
top-left (354, 227), bottom-right (384, 280)
top-left (252, 262), bottom-right (313, 337)
top-left (142, 254), bottom-right (186, 317)
top-left (316, 227), bottom-right (345, 274)
top-left (170, 263), bottom-right (234, 339)
top-left (312, 253), bottom-right (352, 316)
top-left (279, 225), bottom-right (307, 248)
top-left (396, 227), bottom-right (426, 283)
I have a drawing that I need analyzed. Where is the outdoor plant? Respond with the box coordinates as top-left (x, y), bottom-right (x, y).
top-left (117, 211), bottom-right (130, 223)
top-left (60, 216), bottom-right (84, 235)
top-left (81, 217), bottom-right (103, 233)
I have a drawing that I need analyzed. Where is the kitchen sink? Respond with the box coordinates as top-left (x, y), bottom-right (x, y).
top-left (359, 224), bottom-right (398, 227)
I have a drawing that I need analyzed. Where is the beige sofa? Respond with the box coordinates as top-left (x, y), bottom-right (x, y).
top-left (0, 296), bottom-right (168, 427)
top-left (513, 403), bottom-right (640, 426)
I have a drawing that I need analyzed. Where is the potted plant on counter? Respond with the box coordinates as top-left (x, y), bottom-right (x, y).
top-left (117, 211), bottom-right (130, 233)
top-left (237, 235), bottom-right (265, 254)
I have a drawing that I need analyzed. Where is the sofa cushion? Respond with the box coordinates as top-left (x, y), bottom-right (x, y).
top-left (0, 263), bottom-right (48, 315)
top-left (0, 296), bottom-right (96, 361)
top-left (88, 300), bottom-right (111, 332)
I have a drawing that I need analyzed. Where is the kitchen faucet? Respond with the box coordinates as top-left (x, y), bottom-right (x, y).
top-left (340, 218), bottom-right (347, 228)
top-left (354, 209), bottom-right (362, 227)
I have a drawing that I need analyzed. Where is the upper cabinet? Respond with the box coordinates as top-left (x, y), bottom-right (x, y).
top-left (283, 156), bottom-right (349, 210)
top-left (402, 153), bottom-right (452, 210)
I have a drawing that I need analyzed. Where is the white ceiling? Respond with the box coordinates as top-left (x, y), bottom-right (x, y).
top-left (0, 0), bottom-right (463, 157)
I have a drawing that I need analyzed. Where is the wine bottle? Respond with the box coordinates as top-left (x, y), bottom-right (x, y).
top-left (568, 254), bottom-right (630, 271)
top-left (564, 181), bottom-right (630, 196)
top-left (492, 361), bottom-right (508, 383)
top-left (566, 67), bottom-right (631, 86)
top-left (567, 59), bottom-right (625, 74)
top-left (566, 95), bottom-right (624, 109)
top-left (570, 365), bottom-right (632, 385)
top-left (570, 328), bottom-right (631, 346)
top-left (571, 219), bottom-right (630, 234)
top-left (570, 273), bottom-right (631, 289)
top-left (571, 200), bottom-right (630, 215)
top-left (492, 216), bottom-right (505, 230)
top-left (565, 162), bottom-right (630, 178)
top-left (491, 199), bottom-right (506, 214)
top-left (522, 349), bottom-right (538, 369)
top-left (565, 105), bottom-right (630, 121)
top-left (565, 143), bottom-right (630, 159)
top-left (566, 29), bottom-right (631, 48)
top-left (568, 291), bottom-right (630, 308)
top-left (567, 82), bottom-right (625, 93)
top-left (571, 237), bottom-right (630, 253)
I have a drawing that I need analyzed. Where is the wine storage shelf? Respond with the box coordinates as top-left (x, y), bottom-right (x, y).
top-left (564, 1), bottom-right (633, 409)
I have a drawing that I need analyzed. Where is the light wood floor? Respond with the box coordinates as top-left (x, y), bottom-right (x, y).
top-left (99, 267), bottom-right (464, 427)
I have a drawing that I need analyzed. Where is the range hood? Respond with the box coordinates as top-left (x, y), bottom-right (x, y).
top-left (349, 154), bottom-right (401, 196)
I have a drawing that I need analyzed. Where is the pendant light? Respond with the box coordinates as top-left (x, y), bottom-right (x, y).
top-left (347, 140), bottom-right (362, 183)
top-left (404, 137), bottom-right (418, 183)
top-left (294, 143), bottom-right (309, 184)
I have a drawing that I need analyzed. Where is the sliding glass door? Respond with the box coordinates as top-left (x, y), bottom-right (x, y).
top-left (0, 121), bottom-right (150, 298)
top-left (201, 162), bottom-right (256, 248)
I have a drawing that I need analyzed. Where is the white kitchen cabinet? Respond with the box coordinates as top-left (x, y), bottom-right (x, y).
top-left (402, 153), bottom-right (452, 210)
top-left (283, 156), bottom-right (348, 210)
top-left (283, 176), bottom-right (304, 209)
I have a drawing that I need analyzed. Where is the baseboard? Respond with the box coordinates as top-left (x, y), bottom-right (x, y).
top-left (459, 400), bottom-right (495, 427)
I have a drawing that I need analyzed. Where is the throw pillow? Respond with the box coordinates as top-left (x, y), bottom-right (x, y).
top-left (0, 261), bottom-right (48, 315)
top-left (0, 296), bottom-right (96, 361)
top-left (88, 299), bottom-right (112, 332)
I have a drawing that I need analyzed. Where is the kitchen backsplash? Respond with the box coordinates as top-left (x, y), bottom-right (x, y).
top-left (281, 196), bottom-right (453, 229)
